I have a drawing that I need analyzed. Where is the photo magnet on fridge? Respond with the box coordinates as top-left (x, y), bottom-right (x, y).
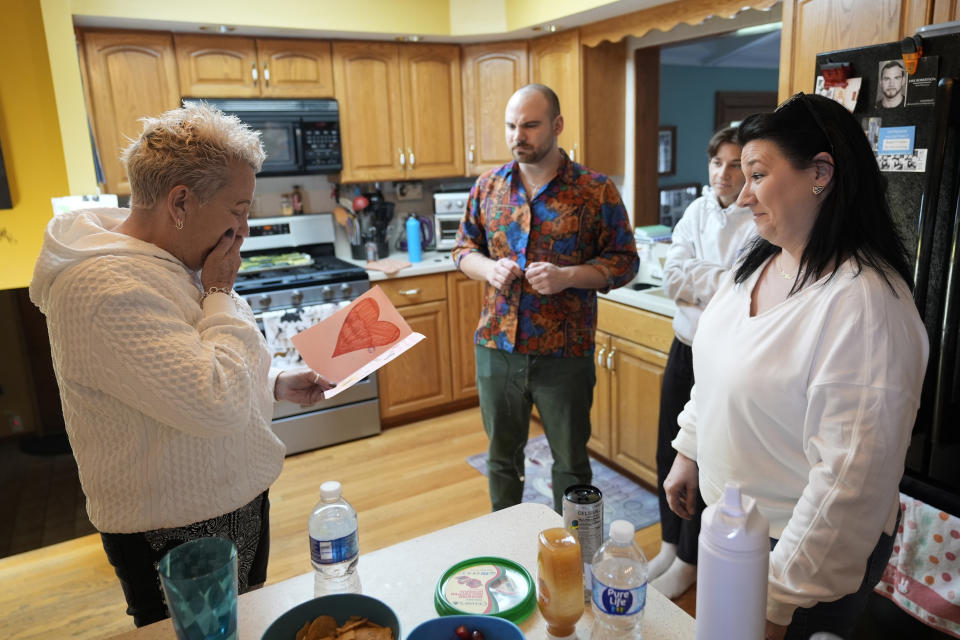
top-left (876, 59), bottom-right (908, 110)
top-left (905, 56), bottom-right (940, 107)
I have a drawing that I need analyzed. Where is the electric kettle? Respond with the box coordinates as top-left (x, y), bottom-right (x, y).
top-left (396, 215), bottom-right (435, 251)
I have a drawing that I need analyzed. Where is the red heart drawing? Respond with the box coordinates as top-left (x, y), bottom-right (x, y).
top-left (332, 297), bottom-right (401, 357)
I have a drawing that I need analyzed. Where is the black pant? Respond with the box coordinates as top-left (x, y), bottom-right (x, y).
top-left (100, 491), bottom-right (271, 627)
top-left (775, 510), bottom-right (901, 640)
top-left (656, 337), bottom-right (705, 564)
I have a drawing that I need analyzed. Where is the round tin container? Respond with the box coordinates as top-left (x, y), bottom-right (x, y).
top-left (434, 556), bottom-right (536, 623)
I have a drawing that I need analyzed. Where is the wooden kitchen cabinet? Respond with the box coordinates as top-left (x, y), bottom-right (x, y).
top-left (377, 271), bottom-right (482, 423)
top-left (79, 29), bottom-right (181, 195)
top-left (447, 272), bottom-right (484, 400)
top-left (376, 274), bottom-right (453, 420)
top-left (333, 41), bottom-right (463, 182)
top-left (590, 299), bottom-right (673, 487)
top-left (529, 30), bottom-right (626, 177)
top-left (461, 41), bottom-right (528, 176)
top-left (174, 34), bottom-right (333, 98)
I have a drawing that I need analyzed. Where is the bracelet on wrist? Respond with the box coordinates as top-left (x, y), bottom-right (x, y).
top-left (201, 286), bottom-right (233, 301)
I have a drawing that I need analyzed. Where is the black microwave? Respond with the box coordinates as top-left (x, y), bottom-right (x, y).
top-left (185, 98), bottom-right (342, 176)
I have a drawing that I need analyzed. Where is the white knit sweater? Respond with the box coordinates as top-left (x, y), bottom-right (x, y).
top-left (30, 208), bottom-right (285, 533)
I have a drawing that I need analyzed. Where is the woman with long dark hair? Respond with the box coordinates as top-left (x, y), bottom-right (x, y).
top-left (663, 93), bottom-right (928, 640)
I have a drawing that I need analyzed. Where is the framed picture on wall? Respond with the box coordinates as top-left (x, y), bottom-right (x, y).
top-left (658, 182), bottom-right (701, 228)
top-left (0, 138), bottom-right (11, 209)
top-left (657, 126), bottom-right (676, 177)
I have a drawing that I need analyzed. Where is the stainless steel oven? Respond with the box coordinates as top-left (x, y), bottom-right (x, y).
top-left (235, 214), bottom-right (380, 455)
top-left (434, 191), bottom-right (470, 249)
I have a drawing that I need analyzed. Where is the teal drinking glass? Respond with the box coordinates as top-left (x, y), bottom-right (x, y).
top-left (158, 537), bottom-right (238, 640)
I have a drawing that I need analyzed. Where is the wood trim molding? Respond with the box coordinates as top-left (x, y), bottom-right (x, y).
top-left (580, 0), bottom-right (780, 47)
top-left (633, 46), bottom-right (660, 227)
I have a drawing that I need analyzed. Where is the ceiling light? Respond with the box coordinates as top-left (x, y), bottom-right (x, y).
top-left (395, 35), bottom-right (422, 42)
top-left (734, 22), bottom-right (782, 37)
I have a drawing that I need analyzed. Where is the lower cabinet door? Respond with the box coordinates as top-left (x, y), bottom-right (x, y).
top-left (378, 299), bottom-right (453, 420)
top-left (609, 336), bottom-right (667, 487)
top-left (588, 331), bottom-right (612, 459)
top-left (447, 273), bottom-right (484, 400)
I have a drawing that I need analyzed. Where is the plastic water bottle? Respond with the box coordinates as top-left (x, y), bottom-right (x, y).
top-left (695, 482), bottom-right (769, 640)
top-left (309, 481), bottom-right (361, 596)
top-left (406, 214), bottom-right (422, 263)
top-left (590, 520), bottom-right (648, 639)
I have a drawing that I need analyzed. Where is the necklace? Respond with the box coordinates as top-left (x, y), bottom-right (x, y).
top-left (775, 256), bottom-right (795, 280)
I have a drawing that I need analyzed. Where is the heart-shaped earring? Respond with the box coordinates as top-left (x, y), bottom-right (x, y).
top-left (812, 185), bottom-right (824, 195)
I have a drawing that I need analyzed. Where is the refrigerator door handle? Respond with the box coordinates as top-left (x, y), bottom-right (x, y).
top-left (932, 185), bottom-right (960, 446)
top-left (914, 77), bottom-right (957, 314)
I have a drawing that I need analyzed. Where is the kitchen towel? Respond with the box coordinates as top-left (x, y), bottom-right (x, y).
top-left (467, 435), bottom-right (660, 532)
top-left (874, 492), bottom-right (960, 638)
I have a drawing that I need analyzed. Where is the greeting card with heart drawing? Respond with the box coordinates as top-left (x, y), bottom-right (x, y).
top-left (290, 285), bottom-right (425, 399)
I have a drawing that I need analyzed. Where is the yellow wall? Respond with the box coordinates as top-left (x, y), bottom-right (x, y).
top-left (0, 0), bottom-right (70, 291)
top-left (505, 0), bottom-right (619, 30)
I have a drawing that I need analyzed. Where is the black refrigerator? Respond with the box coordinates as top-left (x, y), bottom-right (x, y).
top-left (816, 21), bottom-right (960, 639)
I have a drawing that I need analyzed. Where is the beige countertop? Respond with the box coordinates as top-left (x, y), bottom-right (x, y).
top-left (108, 503), bottom-right (695, 640)
top-left (341, 250), bottom-right (676, 317)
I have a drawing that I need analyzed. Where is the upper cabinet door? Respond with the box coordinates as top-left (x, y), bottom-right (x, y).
top-left (174, 34), bottom-right (258, 97)
top-left (80, 30), bottom-right (180, 195)
top-left (399, 44), bottom-right (465, 180)
top-left (257, 38), bottom-right (334, 98)
top-left (529, 30), bottom-right (582, 163)
top-left (333, 42), bottom-right (405, 182)
top-left (462, 41), bottom-right (528, 176)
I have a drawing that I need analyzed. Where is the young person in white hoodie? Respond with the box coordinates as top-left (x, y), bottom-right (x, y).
top-left (29, 103), bottom-right (333, 627)
top-left (664, 93), bottom-right (928, 640)
top-left (649, 126), bottom-right (757, 599)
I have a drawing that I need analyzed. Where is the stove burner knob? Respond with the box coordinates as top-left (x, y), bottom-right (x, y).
top-left (339, 283), bottom-right (353, 296)
top-left (291, 290), bottom-right (304, 305)
top-left (258, 294), bottom-right (272, 308)
top-left (321, 286), bottom-right (333, 300)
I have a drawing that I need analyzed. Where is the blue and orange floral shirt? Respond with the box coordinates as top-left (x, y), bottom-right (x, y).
top-left (452, 150), bottom-right (639, 357)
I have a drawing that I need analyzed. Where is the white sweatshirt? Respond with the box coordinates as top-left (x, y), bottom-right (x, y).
top-left (30, 208), bottom-right (285, 533)
top-left (662, 187), bottom-right (755, 345)
top-left (672, 258), bottom-right (928, 625)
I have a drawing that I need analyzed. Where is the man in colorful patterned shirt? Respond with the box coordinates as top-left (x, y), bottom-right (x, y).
top-left (453, 84), bottom-right (639, 512)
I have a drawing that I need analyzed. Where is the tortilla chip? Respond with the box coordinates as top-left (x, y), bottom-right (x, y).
top-left (306, 615), bottom-right (338, 640)
top-left (295, 621), bottom-right (311, 640)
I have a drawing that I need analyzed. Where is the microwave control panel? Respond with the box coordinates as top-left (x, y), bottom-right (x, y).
top-left (302, 121), bottom-right (341, 170)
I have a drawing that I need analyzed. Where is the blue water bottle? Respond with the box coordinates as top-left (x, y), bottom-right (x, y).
top-left (406, 214), bottom-right (423, 263)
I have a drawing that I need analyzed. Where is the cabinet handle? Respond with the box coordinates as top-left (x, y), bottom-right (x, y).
top-left (263, 62), bottom-right (270, 87)
top-left (397, 288), bottom-right (420, 296)
top-left (399, 148), bottom-right (406, 167)
top-left (408, 148), bottom-right (416, 168)
top-left (606, 346), bottom-right (616, 371)
top-left (469, 144), bottom-right (475, 163)
top-left (596, 346), bottom-right (606, 368)
top-left (251, 63), bottom-right (258, 87)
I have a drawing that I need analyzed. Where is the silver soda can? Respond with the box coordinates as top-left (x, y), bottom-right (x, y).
top-left (562, 484), bottom-right (603, 600)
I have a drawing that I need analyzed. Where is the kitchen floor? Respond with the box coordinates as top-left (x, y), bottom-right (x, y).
top-left (0, 433), bottom-right (95, 558)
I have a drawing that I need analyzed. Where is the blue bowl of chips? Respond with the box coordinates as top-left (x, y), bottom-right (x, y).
top-left (260, 593), bottom-right (399, 640)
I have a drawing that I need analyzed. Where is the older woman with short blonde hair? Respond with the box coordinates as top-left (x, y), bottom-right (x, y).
top-left (30, 102), bottom-right (332, 626)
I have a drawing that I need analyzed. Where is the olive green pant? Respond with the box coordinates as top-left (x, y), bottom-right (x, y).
top-left (475, 345), bottom-right (596, 513)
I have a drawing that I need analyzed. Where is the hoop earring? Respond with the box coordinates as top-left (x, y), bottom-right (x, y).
top-left (812, 185), bottom-right (824, 195)
top-left (175, 218), bottom-right (184, 230)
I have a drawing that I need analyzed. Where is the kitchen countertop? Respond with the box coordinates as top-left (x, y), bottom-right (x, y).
top-left (341, 249), bottom-right (677, 317)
